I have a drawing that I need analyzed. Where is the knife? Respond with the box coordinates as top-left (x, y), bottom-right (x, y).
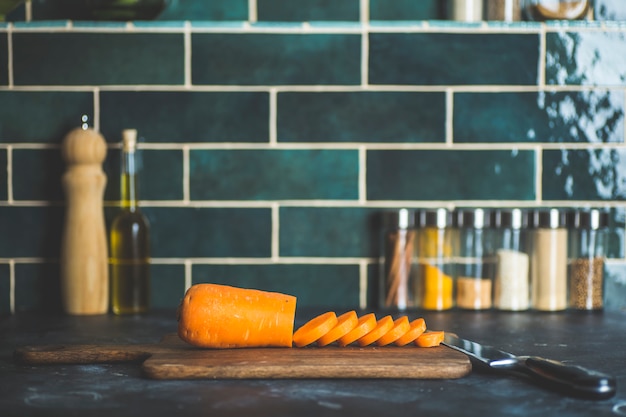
top-left (442, 333), bottom-right (616, 400)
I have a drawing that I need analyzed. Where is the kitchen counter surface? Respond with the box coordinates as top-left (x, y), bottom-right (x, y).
top-left (1, 309), bottom-right (625, 417)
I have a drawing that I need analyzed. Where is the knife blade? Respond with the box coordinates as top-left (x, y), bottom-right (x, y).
top-left (442, 333), bottom-right (616, 400)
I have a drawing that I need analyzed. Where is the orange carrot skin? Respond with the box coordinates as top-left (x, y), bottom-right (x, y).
top-left (376, 316), bottom-right (410, 346)
top-left (317, 311), bottom-right (358, 346)
top-left (177, 283), bottom-right (297, 348)
top-left (415, 331), bottom-right (445, 347)
top-left (338, 313), bottom-right (377, 347)
top-left (293, 311), bottom-right (338, 347)
top-left (394, 317), bottom-right (426, 346)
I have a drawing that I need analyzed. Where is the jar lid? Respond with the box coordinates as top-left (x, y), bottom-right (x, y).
top-left (566, 209), bottom-right (609, 229)
top-left (491, 208), bottom-right (531, 229)
top-left (381, 208), bottom-right (417, 229)
top-left (454, 208), bottom-right (493, 229)
top-left (531, 208), bottom-right (567, 229)
top-left (416, 208), bottom-right (452, 228)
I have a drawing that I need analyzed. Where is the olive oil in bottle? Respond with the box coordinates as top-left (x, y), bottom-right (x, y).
top-left (110, 129), bottom-right (150, 315)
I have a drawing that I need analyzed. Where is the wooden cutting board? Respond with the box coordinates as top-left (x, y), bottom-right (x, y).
top-left (15, 333), bottom-right (471, 380)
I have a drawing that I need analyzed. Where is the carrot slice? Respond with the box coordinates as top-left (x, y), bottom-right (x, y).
top-left (415, 330), bottom-right (445, 347)
top-left (394, 317), bottom-right (427, 346)
top-left (356, 315), bottom-right (394, 347)
top-left (317, 311), bottom-right (359, 346)
top-left (292, 311), bottom-right (338, 347)
top-left (177, 283), bottom-right (297, 348)
top-left (376, 316), bottom-right (411, 346)
top-left (337, 313), bottom-right (377, 347)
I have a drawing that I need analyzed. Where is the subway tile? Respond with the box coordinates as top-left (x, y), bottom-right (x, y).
top-left (151, 264), bottom-right (186, 309)
top-left (189, 149), bottom-right (359, 200)
top-left (277, 92), bottom-right (446, 143)
top-left (0, 33), bottom-right (7, 85)
top-left (191, 33), bottom-right (361, 85)
top-left (14, 263), bottom-right (62, 313)
top-left (13, 33), bottom-right (184, 85)
top-left (105, 148), bottom-right (184, 201)
top-left (257, 0), bottom-right (359, 21)
top-left (367, 150), bottom-right (536, 200)
top-left (192, 264), bottom-right (361, 308)
top-left (370, 0), bottom-right (441, 20)
top-left (12, 149), bottom-right (64, 202)
top-left (454, 91), bottom-right (625, 143)
top-left (279, 207), bottom-right (380, 258)
top-left (369, 33), bottom-right (539, 85)
top-left (143, 207), bottom-right (271, 258)
top-left (100, 91), bottom-right (269, 143)
top-left (0, 263), bottom-right (9, 315)
top-left (595, 0), bottom-right (626, 20)
top-left (542, 148), bottom-right (626, 201)
top-left (0, 149), bottom-right (6, 200)
top-left (0, 91), bottom-right (93, 143)
top-left (0, 207), bottom-right (64, 258)
top-left (546, 31), bottom-right (626, 86)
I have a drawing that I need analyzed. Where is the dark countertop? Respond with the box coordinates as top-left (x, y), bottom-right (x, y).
top-left (1, 309), bottom-right (625, 417)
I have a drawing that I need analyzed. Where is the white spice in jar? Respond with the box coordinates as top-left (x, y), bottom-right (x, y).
top-left (531, 228), bottom-right (568, 311)
top-left (494, 249), bottom-right (529, 310)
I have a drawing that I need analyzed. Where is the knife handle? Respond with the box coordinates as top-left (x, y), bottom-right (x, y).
top-left (518, 356), bottom-right (616, 400)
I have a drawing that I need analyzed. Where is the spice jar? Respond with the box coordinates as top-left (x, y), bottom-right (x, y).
top-left (566, 209), bottom-right (609, 311)
top-left (521, 0), bottom-right (591, 21)
top-left (379, 209), bottom-right (417, 310)
top-left (454, 208), bottom-right (496, 310)
top-left (415, 208), bottom-right (457, 311)
top-left (530, 208), bottom-right (568, 311)
top-left (491, 208), bottom-right (531, 311)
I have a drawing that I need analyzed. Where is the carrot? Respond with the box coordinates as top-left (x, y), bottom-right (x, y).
top-left (394, 317), bottom-right (426, 346)
top-left (337, 313), bottom-right (377, 347)
top-left (317, 311), bottom-right (358, 346)
top-left (356, 315), bottom-right (394, 347)
top-left (177, 283), bottom-right (297, 348)
top-left (415, 330), bottom-right (445, 347)
top-left (376, 316), bottom-right (411, 346)
top-left (292, 311), bottom-right (338, 347)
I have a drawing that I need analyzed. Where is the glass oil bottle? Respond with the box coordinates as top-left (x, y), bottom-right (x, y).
top-left (110, 129), bottom-right (151, 314)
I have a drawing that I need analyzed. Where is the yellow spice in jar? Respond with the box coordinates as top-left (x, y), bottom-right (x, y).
top-left (419, 263), bottom-right (454, 310)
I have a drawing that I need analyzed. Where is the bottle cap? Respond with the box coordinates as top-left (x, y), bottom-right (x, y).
top-left (122, 129), bottom-right (138, 152)
top-left (417, 208), bottom-right (452, 229)
top-left (566, 209), bottom-right (609, 229)
top-left (381, 209), bottom-right (417, 230)
top-left (491, 208), bottom-right (531, 229)
top-left (454, 208), bottom-right (493, 229)
top-left (532, 208), bottom-right (567, 229)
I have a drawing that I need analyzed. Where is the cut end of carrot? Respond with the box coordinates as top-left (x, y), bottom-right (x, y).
top-left (415, 330), bottom-right (445, 348)
top-left (292, 311), bottom-right (338, 347)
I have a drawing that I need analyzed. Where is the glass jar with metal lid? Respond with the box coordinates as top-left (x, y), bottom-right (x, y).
top-left (491, 208), bottom-right (532, 311)
top-left (379, 208), bottom-right (418, 311)
top-left (566, 208), bottom-right (609, 311)
top-left (414, 208), bottom-right (457, 311)
top-left (530, 208), bottom-right (568, 311)
top-left (454, 208), bottom-right (496, 310)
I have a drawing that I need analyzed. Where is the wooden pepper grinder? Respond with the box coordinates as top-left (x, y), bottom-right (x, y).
top-left (59, 126), bottom-right (109, 315)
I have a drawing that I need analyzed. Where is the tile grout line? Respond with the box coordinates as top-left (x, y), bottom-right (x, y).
top-left (360, 0), bottom-right (369, 88)
top-left (184, 21), bottom-right (192, 88)
top-left (182, 145), bottom-right (190, 203)
top-left (6, 145), bottom-right (13, 203)
top-left (538, 23), bottom-right (546, 87)
top-left (93, 88), bottom-right (100, 132)
top-left (359, 259), bottom-right (368, 310)
top-left (271, 202), bottom-right (279, 260)
top-left (248, 0), bottom-right (257, 23)
top-left (184, 259), bottom-right (192, 291)
top-left (446, 88), bottom-right (454, 146)
top-left (269, 88), bottom-right (277, 145)
top-left (535, 144), bottom-right (543, 203)
top-left (358, 146), bottom-right (367, 203)
top-left (7, 23), bottom-right (13, 87)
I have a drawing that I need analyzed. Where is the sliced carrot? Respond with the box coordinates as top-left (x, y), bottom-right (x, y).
top-left (376, 316), bottom-right (411, 346)
top-left (292, 311), bottom-right (338, 347)
top-left (394, 317), bottom-right (427, 346)
top-left (356, 315), bottom-right (394, 347)
top-left (337, 313), bottom-right (377, 347)
top-left (415, 330), bottom-right (445, 347)
top-left (317, 311), bottom-right (359, 346)
top-left (177, 283), bottom-right (297, 348)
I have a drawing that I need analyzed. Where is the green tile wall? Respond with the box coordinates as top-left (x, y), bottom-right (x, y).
top-left (2, 3), bottom-right (626, 314)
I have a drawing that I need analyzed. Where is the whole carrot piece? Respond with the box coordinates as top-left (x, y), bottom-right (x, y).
top-left (177, 283), bottom-right (297, 348)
